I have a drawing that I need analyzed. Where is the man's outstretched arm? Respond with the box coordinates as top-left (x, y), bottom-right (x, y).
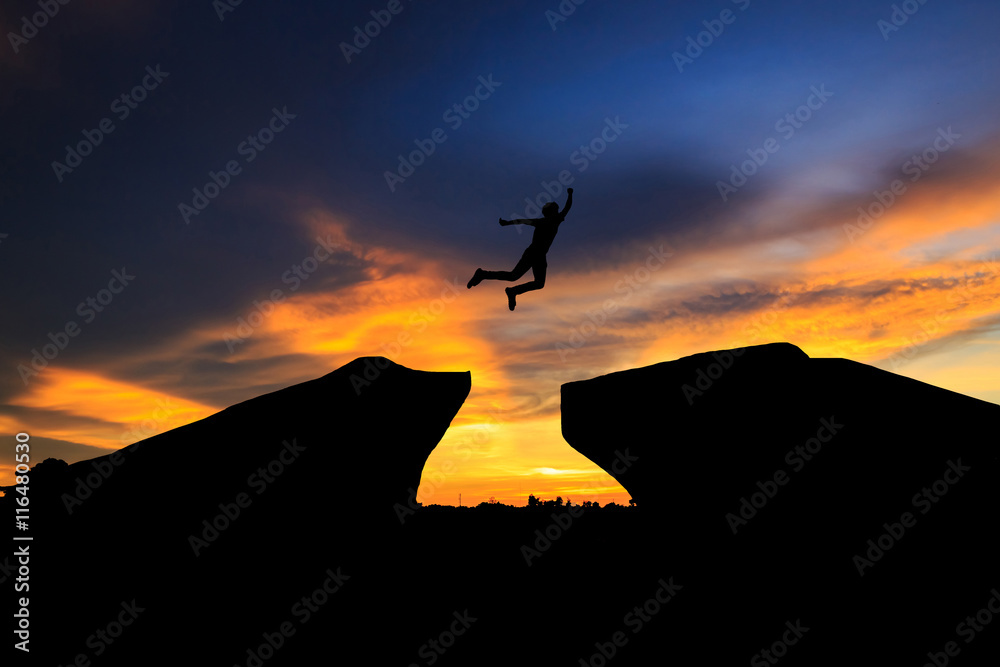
top-left (499, 217), bottom-right (540, 226)
top-left (560, 188), bottom-right (574, 217)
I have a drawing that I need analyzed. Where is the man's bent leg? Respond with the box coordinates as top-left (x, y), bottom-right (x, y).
top-left (480, 248), bottom-right (535, 281)
top-left (509, 256), bottom-right (547, 296)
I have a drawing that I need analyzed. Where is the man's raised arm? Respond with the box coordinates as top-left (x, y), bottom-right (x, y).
top-left (560, 187), bottom-right (574, 216)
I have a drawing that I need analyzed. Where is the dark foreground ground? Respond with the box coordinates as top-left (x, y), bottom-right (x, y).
top-left (5, 348), bottom-right (999, 665)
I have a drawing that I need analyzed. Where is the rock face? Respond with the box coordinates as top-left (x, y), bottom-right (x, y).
top-left (561, 342), bottom-right (1000, 664)
top-left (21, 357), bottom-right (470, 666)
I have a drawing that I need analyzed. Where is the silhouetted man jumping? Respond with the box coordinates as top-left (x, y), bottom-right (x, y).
top-left (467, 188), bottom-right (573, 311)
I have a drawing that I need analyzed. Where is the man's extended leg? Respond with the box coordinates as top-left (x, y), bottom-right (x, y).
top-left (468, 248), bottom-right (534, 288)
top-left (505, 256), bottom-right (547, 310)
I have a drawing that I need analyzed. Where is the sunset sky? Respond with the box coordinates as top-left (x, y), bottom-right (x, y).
top-left (2, 0), bottom-right (999, 505)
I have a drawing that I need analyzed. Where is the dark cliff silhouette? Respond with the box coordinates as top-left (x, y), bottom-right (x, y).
top-left (562, 342), bottom-right (1000, 664)
top-left (7, 357), bottom-right (470, 666)
top-left (467, 188), bottom-right (573, 310)
top-left (6, 345), bottom-right (999, 666)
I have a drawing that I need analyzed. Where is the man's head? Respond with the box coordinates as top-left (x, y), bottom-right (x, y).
top-left (542, 202), bottom-right (559, 218)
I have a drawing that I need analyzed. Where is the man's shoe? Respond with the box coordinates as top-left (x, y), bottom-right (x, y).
top-left (467, 268), bottom-right (485, 289)
top-left (505, 287), bottom-right (517, 311)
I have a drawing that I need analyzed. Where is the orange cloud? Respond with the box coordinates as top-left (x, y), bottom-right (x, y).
top-left (8, 369), bottom-right (216, 450)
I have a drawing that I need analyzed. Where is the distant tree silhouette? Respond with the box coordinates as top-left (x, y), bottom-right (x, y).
top-left (555, 496), bottom-right (563, 507)
top-left (476, 497), bottom-right (513, 510)
top-left (29, 457), bottom-right (69, 492)
top-left (527, 494), bottom-right (539, 508)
